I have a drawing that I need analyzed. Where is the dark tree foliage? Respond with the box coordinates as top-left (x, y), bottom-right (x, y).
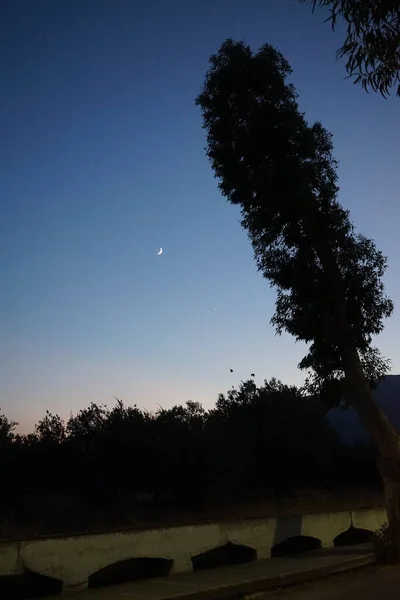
top-left (0, 411), bottom-right (17, 444)
top-left (301, 0), bottom-right (400, 96)
top-left (196, 39), bottom-right (393, 408)
top-left (0, 385), bottom-right (379, 536)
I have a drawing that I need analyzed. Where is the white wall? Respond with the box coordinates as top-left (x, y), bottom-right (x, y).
top-left (0, 506), bottom-right (387, 594)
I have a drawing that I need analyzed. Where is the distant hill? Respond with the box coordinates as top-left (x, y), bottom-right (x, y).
top-left (327, 374), bottom-right (400, 444)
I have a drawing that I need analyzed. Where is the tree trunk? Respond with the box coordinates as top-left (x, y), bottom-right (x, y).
top-left (343, 348), bottom-right (400, 560)
top-left (305, 203), bottom-right (400, 555)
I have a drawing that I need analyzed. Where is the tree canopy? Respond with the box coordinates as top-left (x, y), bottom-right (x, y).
top-left (196, 39), bottom-right (393, 407)
top-left (301, 0), bottom-right (400, 96)
top-left (0, 382), bottom-right (378, 536)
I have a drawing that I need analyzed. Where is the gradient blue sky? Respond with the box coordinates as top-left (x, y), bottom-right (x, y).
top-left (1, 0), bottom-right (399, 432)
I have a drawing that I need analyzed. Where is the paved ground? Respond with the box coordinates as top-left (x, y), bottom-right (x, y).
top-left (257, 564), bottom-right (400, 599)
top-left (57, 545), bottom-right (374, 599)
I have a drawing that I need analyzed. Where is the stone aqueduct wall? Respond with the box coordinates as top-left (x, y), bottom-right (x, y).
top-left (0, 506), bottom-right (388, 594)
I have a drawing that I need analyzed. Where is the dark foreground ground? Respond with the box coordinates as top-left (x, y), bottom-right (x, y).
top-left (258, 564), bottom-right (400, 600)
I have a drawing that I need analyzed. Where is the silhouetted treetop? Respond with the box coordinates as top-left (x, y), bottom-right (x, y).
top-left (196, 39), bottom-right (393, 406)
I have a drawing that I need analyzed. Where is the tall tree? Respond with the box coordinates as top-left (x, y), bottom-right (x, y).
top-left (196, 39), bottom-right (400, 555)
top-left (300, 0), bottom-right (400, 96)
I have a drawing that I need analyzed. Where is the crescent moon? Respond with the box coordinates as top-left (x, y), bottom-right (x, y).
top-left (157, 247), bottom-right (163, 255)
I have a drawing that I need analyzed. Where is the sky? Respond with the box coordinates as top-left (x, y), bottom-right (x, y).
top-left (1, 0), bottom-right (399, 433)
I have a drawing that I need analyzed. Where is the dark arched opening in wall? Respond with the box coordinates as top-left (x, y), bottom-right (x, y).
top-left (88, 557), bottom-right (173, 589)
top-left (334, 527), bottom-right (373, 547)
top-left (24, 568), bottom-right (63, 598)
top-left (271, 536), bottom-right (322, 558)
top-left (191, 542), bottom-right (257, 571)
top-left (0, 568), bottom-right (63, 599)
